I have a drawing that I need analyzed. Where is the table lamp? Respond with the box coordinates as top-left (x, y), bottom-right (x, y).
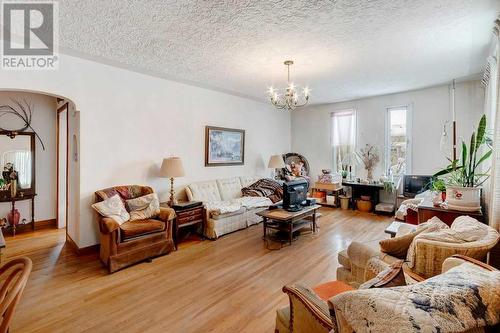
top-left (160, 157), bottom-right (185, 206)
top-left (268, 155), bottom-right (285, 179)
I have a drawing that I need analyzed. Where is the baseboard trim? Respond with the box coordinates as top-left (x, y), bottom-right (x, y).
top-left (34, 219), bottom-right (57, 230)
top-left (66, 235), bottom-right (99, 256)
top-left (11, 219), bottom-right (57, 234)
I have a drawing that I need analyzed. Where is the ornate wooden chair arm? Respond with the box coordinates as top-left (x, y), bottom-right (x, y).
top-left (282, 283), bottom-right (334, 333)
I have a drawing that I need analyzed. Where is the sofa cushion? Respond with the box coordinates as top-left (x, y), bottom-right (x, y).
top-left (95, 185), bottom-right (153, 203)
top-left (120, 219), bottom-right (165, 240)
top-left (239, 176), bottom-right (262, 187)
top-left (92, 194), bottom-right (130, 225)
top-left (211, 207), bottom-right (246, 220)
top-left (188, 180), bottom-right (222, 202)
top-left (379, 229), bottom-right (424, 259)
top-left (216, 177), bottom-right (243, 201)
top-left (126, 193), bottom-right (160, 221)
top-left (312, 280), bottom-right (354, 301)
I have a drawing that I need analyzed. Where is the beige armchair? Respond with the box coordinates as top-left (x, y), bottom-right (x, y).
top-left (337, 223), bottom-right (499, 286)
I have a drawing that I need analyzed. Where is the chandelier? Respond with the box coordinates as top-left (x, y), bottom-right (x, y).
top-left (268, 60), bottom-right (310, 110)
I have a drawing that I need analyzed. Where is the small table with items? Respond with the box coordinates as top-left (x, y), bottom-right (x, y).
top-left (161, 201), bottom-right (205, 249)
top-left (257, 205), bottom-right (321, 247)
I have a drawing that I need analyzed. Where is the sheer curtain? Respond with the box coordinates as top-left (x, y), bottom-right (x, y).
top-left (2, 150), bottom-right (32, 189)
top-left (331, 109), bottom-right (356, 173)
top-left (484, 19), bottom-right (499, 233)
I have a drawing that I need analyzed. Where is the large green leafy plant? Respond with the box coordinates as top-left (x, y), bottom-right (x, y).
top-left (434, 115), bottom-right (492, 187)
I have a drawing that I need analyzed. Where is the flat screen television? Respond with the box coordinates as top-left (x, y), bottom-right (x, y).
top-left (403, 175), bottom-right (432, 197)
top-left (283, 179), bottom-right (308, 212)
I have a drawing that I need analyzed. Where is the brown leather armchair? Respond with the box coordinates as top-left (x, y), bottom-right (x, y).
top-left (94, 185), bottom-right (175, 273)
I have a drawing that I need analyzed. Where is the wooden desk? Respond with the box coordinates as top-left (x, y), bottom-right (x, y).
top-left (417, 199), bottom-right (484, 226)
top-left (257, 205), bottom-right (320, 246)
top-left (342, 181), bottom-right (384, 212)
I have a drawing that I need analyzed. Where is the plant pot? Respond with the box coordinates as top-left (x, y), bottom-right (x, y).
top-left (339, 196), bottom-right (350, 210)
top-left (446, 186), bottom-right (481, 211)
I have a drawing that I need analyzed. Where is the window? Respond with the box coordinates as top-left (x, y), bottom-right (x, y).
top-left (331, 109), bottom-right (356, 173)
top-left (386, 106), bottom-right (411, 175)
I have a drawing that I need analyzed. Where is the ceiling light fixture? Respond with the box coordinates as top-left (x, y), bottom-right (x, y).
top-left (268, 60), bottom-right (310, 110)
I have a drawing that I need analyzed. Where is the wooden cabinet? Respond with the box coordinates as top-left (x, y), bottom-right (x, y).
top-left (417, 199), bottom-right (484, 226)
top-left (172, 204), bottom-right (205, 249)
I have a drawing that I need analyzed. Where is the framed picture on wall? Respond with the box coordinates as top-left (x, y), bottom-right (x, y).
top-left (205, 126), bottom-right (245, 166)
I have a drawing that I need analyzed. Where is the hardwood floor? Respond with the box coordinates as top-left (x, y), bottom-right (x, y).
top-left (5, 208), bottom-right (391, 333)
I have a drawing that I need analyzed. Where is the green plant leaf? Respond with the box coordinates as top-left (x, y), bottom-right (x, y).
top-left (475, 149), bottom-right (492, 168)
top-left (475, 114), bottom-right (487, 147)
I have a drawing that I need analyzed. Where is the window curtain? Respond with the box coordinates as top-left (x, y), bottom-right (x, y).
top-left (484, 17), bottom-right (500, 232)
top-left (331, 110), bottom-right (356, 172)
top-left (2, 150), bottom-right (31, 189)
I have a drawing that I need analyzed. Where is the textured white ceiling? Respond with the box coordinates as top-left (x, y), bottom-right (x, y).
top-left (59, 0), bottom-right (499, 104)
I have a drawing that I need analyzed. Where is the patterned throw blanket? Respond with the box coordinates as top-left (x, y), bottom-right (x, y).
top-left (330, 262), bottom-right (500, 333)
top-left (241, 178), bottom-right (283, 203)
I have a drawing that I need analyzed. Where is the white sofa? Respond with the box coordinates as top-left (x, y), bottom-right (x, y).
top-left (185, 176), bottom-right (272, 239)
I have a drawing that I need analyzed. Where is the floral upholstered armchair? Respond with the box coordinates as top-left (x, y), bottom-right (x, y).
top-left (94, 185), bottom-right (175, 273)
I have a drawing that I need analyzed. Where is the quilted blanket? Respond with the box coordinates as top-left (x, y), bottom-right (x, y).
top-left (241, 178), bottom-right (283, 203)
top-left (330, 262), bottom-right (500, 333)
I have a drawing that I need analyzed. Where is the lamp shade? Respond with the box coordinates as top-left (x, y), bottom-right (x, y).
top-left (268, 155), bottom-right (285, 169)
top-left (160, 157), bottom-right (185, 178)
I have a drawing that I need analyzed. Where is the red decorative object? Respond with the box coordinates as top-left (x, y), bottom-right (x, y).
top-left (441, 191), bottom-right (446, 202)
top-left (7, 209), bottom-right (20, 226)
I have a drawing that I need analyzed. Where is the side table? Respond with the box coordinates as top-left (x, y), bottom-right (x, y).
top-left (162, 202), bottom-right (205, 249)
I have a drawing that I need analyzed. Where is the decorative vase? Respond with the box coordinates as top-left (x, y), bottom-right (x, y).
top-left (445, 186), bottom-right (481, 211)
top-left (7, 208), bottom-right (20, 226)
top-left (10, 179), bottom-right (17, 198)
top-left (366, 169), bottom-right (373, 181)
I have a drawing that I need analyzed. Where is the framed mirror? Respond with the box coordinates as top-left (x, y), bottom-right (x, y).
top-left (0, 131), bottom-right (36, 198)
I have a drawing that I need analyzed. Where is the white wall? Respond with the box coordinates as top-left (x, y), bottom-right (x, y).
top-left (0, 92), bottom-right (57, 223)
top-left (0, 53), bottom-right (291, 247)
top-left (292, 81), bottom-right (485, 180)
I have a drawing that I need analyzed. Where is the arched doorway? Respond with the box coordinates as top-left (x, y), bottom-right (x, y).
top-left (0, 89), bottom-right (80, 246)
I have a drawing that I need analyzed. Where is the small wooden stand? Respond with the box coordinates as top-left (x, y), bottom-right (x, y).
top-left (0, 194), bottom-right (36, 236)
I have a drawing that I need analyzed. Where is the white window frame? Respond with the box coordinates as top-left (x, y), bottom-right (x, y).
top-left (330, 108), bottom-right (357, 174)
top-left (385, 104), bottom-right (412, 175)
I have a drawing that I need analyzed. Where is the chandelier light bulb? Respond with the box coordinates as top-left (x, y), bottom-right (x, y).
top-left (267, 60), bottom-right (310, 110)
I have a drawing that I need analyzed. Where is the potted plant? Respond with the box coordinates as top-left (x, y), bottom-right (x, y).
top-left (431, 178), bottom-right (447, 202)
top-left (433, 115), bottom-right (492, 211)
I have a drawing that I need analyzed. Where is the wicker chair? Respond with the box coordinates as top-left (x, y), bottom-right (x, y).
top-left (337, 221), bottom-right (499, 286)
top-left (0, 257), bottom-right (32, 333)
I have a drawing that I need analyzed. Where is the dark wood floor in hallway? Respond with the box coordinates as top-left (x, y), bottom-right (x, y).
top-left (5, 208), bottom-right (391, 333)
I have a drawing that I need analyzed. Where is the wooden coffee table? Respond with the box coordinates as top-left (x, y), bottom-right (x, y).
top-left (257, 205), bottom-right (321, 246)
